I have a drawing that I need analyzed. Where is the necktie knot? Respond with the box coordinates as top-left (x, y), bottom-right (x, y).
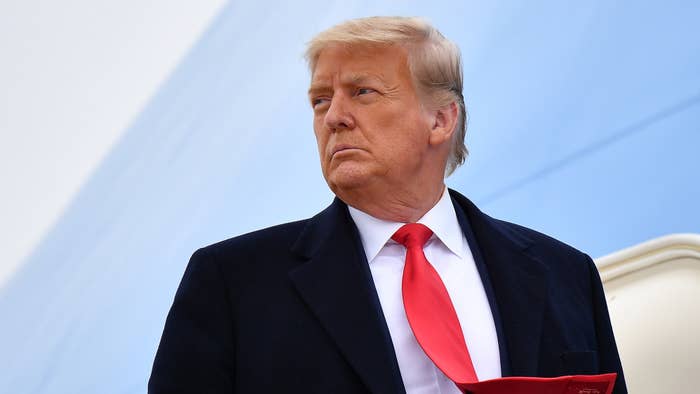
top-left (391, 223), bottom-right (433, 249)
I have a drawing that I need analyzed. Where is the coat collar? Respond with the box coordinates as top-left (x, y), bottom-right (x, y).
top-left (289, 198), bottom-right (406, 394)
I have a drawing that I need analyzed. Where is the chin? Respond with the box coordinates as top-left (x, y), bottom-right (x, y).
top-left (325, 166), bottom-right (373, 195)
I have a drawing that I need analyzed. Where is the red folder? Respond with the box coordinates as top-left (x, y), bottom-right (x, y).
top-left (458, 373), bottom-right (617, 394)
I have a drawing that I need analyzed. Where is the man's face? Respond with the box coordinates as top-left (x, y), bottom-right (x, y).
top-left (309, 44), bottom-right (434, 196)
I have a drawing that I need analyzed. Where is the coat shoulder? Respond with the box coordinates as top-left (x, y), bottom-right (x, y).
top-left (198, 219), bottom-right (310, 261)
top-left (496, 217), bottom-right (589, 260)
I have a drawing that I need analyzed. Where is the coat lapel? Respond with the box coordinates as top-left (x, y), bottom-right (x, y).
top-left (289, 198), bottom-right (405, 394)
top-left (450, 190), bottom-right (549, 377)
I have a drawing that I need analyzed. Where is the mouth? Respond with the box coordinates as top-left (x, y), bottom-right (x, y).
top-left (331, 144), bottom-right (361, 157)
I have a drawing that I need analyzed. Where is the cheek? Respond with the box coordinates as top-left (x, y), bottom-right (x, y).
top-left (313, 125), bottom-right (328, 161)
top-left (377, 114), bottom-right (430, 163)
top-left (375, 111), bottom-right (424, 145)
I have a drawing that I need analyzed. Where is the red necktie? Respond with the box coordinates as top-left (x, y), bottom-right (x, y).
top-left (393, 223), bottom-right (617, 394)
top-left (392, 223), bottom-right (478, 383)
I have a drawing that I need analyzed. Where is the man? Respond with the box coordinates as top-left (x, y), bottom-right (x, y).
top-left (149, 17), bottom-right (626, 393)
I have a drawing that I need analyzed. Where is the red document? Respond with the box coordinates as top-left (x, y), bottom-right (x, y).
top-left (458, 373), bottom-right (617, 394)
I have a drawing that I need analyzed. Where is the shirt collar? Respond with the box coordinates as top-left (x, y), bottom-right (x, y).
top-left (347, 187), bottom-right (464, 263)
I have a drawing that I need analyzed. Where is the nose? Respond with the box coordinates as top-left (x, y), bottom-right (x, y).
top-left (324, 94), bottom-right (355, 132)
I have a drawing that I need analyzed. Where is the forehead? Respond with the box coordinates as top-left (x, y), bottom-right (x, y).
top-left (310, 44), bottom-right (410, 85)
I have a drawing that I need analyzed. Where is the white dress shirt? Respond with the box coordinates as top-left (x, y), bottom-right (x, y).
top-left (348, 189), bottom-right (501, 393)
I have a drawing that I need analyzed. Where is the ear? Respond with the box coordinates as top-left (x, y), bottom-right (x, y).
top-left (428, 101), bottom-right (459, 147)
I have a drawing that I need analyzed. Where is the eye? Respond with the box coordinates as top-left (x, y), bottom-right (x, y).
top-left (356, 88), bottom-right (376, 96)
top-left (311, 97), bottom-right (330, 109)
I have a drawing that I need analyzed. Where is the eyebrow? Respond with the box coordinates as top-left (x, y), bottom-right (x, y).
top-left (308, 73), bottom-right (387, 96)
top-left (307, 83), bottom-right (330, 97)
top-left (345, 73), bottom-right (386, 86)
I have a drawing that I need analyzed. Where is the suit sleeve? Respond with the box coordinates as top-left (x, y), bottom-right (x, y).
top-left (585, 254), bottom-right (628, 394)
top-left (148, 247), bottom-right (235, 393)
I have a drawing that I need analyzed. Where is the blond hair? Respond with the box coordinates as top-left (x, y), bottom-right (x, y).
top-left (305, 16), bottom-right (467, 176)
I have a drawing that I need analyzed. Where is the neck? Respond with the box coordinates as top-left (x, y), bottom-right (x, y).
top-left (340, 182), bottom-right (446, 223)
